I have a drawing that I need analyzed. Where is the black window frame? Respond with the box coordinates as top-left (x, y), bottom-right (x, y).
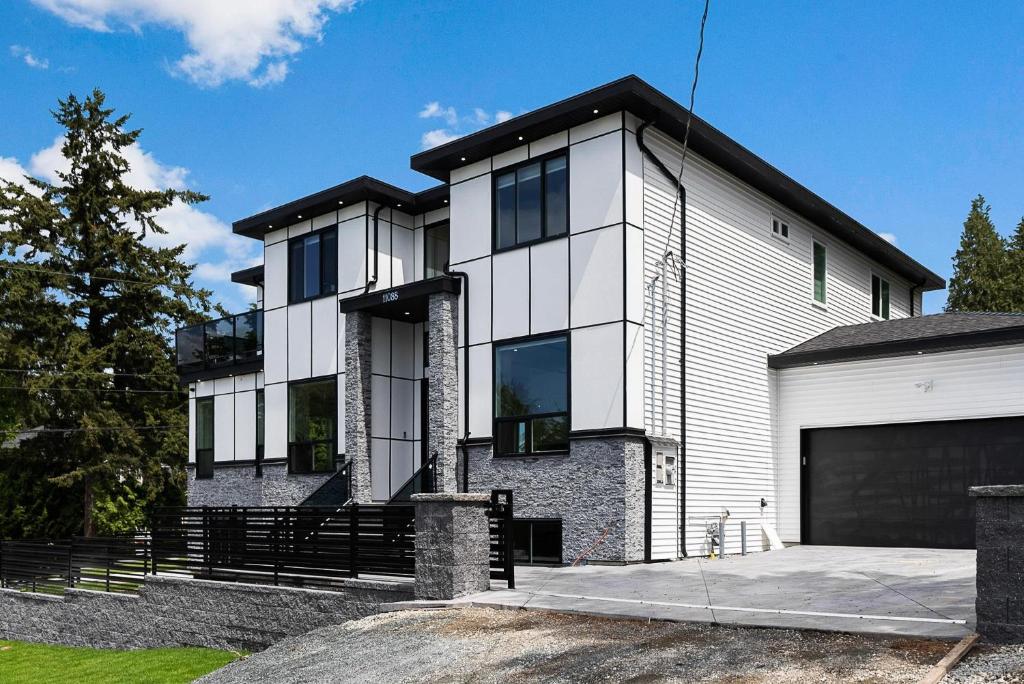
top-left (512, 519), bottom-right (563, 565)
top-left (871, 274), bottom-right (891, 320)
top-left (287, 225), bottom-right (338, 304)
top-left (287, 376), bottom-right (338, 475)
top-left (812, 240), bottom-right (827, 305)
top-left (195, 397), bottom-right (215, 479)
top-left (423, 220), bottom-right (451, 279)
top-left (492, 331), bottom-right (570, 458)
top-left (492, 150), bottom-right (569, 253)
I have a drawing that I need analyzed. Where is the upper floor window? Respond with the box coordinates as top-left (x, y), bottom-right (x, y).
top-left (288, 227), bottom-right (337, 303)
top-left (255, 388), bottom-right (265, 476)
top-left (494, 334), bottom-right (569, 456)
top-left (195, 397), bottom-right (214, 479)
top-left (771, 215), bottom-right (789, 240)
top-left (288, 377), bottom-right (337, 474)
top-left (813, 241), bottom-right (827, 305)
top-left (494, 154), bottom-right (567, 251)
top-left (424, 222), bottom-right (450, 278)
top-left (872, 274), bottom-right (891, 319)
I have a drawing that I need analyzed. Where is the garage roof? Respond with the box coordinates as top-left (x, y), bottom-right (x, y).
top-left (768, 312), bottom-right (1024, 368)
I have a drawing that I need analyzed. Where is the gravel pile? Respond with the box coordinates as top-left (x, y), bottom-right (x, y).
top-left (197, 607), bottom-right (980, 683)
top-left (947, 643), bottom-right (1024, 683)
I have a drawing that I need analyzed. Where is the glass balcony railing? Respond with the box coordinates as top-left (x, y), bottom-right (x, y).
top-left (176, 310), bottom-right (263, 374)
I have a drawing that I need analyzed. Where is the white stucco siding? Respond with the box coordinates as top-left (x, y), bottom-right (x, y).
top-left (640, 125), bottom-right (917, 556)
top-left (776, 344), bottom-right (1024, 542)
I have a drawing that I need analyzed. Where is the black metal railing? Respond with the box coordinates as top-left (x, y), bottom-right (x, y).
top-left (301, 460), bottom-right (353, 506)
top-left (387, 453), bottom-right (438, 504)
top-left (151, 505), bottom-right (416, 588)
top-left (487, 489), bottom-right (515, 588)
top-left (0, 537), bottom-right (152, 594)
top-left (175, 309), bottom-right (263, 374)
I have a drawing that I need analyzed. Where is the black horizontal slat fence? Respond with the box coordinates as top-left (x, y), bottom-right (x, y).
top-left (151, 504), bottom-right (416, 588)
top-left (0, 537), bottom-right (150, 594)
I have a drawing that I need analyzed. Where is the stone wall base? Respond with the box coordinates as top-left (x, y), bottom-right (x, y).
top-left (0, 575), bottom-right (412, 651)
top-left (186, 462), bottom-right (335, 508)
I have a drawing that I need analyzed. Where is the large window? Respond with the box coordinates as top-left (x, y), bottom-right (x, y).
top-left (494, 334), bottom-right (568, 456)
top-left (424, 222), bottom-right (450, 278)
top-left (255, 388), bottom-right (265, 477)
top-left (512, 519), bottom-right (562, 565)
top-left (288, 227), bottom-right (337, 303)
top-left (872, 274), bottom-right (891, 320)
top-left (494, 154), bottom-right (567, 250)
top-left (288, 378), bottom-right (337, 474)
top-left (195, 397), bottom-right (214, 479)
top-left (813, 241), bottom-right (827, 305)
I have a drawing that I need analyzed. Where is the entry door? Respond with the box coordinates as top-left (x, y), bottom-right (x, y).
top-left (802, 416), bottom-right (1024, 548)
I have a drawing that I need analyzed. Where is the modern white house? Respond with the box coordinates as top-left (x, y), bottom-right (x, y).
top-left (179, 76), bottom-right (1024, 564)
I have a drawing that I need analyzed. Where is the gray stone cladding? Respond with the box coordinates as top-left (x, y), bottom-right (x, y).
top-left (467, 436), bottom-right (646, 564)
top-left (427, 292), bottom-right (459, 493)
top-left (344, 310), bottom-right (373, 502)
top-left (972, 485), bottom-right (1024, 643)
top-left (412, 493), bottom-right (492, 600)
top-left (0, 575), bottom-right (412, 651)
top-left (186, 462), bottom-right (333, 507)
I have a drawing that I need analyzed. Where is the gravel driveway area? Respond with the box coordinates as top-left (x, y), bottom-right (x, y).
top-left (197, 607), bottom-right (1023, 683)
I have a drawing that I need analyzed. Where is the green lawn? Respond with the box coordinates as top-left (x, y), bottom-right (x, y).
top-left (0, 641), bottom-right (240, 684)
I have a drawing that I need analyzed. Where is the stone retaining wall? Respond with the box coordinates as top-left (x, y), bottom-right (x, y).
top-left (0, 575), bottom-right (412, 651)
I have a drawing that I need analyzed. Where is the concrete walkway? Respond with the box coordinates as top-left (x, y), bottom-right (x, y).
top-left (464, 546), bottom-right (975, 639)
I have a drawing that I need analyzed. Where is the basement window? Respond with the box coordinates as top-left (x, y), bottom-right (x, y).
top-left (195, 397), bottom-right (214, 479)
top-left (771, 215), bottom-right (789, 240)
top-left (512, 519), bottom-right (563, 565)
top-left (872, 274), bottom-right (891, 320)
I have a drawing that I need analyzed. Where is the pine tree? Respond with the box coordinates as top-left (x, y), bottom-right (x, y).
top-left (1006, 217), bottom-right (1024, 313)
top-left (0, 90), bottom-right (219, 537)
top-left (945, 195), bottom-right (1010, 312)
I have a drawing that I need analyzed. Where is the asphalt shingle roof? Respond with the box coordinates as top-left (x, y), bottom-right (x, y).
top-left (769, 312), bottom-right (1024, 368)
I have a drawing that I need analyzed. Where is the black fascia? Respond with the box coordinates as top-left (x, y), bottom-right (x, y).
top-left (233, 176), bottom-right (441, 240)
top-left (768, 326), bottom-right (1024, 369)
top-left (337, 275), bottom-right (461, 322)
top-left (230, 265), bottom-right (264, 287)
top-left (410, 75), bottom-right (944, 291)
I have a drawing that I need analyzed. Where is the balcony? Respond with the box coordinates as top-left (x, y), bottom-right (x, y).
top-left (176, 310), bottom-right (263, 383)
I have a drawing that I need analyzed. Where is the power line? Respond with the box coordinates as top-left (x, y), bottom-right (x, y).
top-left (13, 425), bottom-right (184, 434)
top-left (0, 262), bottom-right (178, 287)
top-left (0, 385), bottom-right (185, 394)
top-left (663, 0), bottom-right (711, 266)
top-left (0, 368), bottom-right (181, 380)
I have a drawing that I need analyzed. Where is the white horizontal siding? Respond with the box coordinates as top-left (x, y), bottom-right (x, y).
top-left (776, 344), bottom-right (1024, 542)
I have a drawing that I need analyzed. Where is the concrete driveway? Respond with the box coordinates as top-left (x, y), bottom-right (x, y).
top-left (467, 546), bottom-right (975, 639)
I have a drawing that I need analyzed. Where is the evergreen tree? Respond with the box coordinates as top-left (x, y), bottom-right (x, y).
top-left (1006, 217), bottom-right (1024, 313)
top-left (0, 90), bottom-right (218, 537)
top-left (945, 195), bottom-right (1010, 312)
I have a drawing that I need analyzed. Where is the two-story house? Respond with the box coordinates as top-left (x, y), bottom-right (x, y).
top-left (178, 76), bottom-right (1024, 563)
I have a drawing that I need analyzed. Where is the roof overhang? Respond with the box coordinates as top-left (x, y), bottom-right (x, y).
top-left (230, 265), bottom-right (264, 287)
top-left (338, 276), bottom-right (461, 323)
top-left (411, 75), bottom-right (944, 291)
top-left (768, 326), bottom-right (1024, 369)
top-left (233, 177), bottom-right (448, 240)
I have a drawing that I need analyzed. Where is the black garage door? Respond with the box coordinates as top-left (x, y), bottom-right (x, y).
top-left (802, 416), bottom-right (1024, 548)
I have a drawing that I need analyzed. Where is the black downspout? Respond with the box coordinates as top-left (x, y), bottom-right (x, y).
top-left (364, 204), bottom-right (385, 293)
top-left (636, 120), bottom-right (688, 558)
top-left (443, 263), bottom-right (471, 493)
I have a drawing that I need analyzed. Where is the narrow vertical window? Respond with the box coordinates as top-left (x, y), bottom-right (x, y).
top-left (516, 162), bottom-right (543, 243)
top-left (320, 228), bottom-right (337, 295)
top-left (303, 234), bottom-right (320, 299)
top-left (255, 389), bottom-right (265, 476)
top-left (424, 222), bottom-right (450, 278)
top-left (881, 280), bottom-right (890, 319)
top-left (196, 397), bottom-right (215, 479)
top-left (871, 274), bottom-right (891, 320)
top-left (813, 242), bottom-right (827, 304)
top-left (495, 173), bottom-right (517, 249)
top-left (544, 156), bottom-right (567, 236)
top-left (288, 239), bottom-right (304, 303)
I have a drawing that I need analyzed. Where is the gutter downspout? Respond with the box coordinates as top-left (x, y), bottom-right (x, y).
top-left (443, 262), bottom-right (471, 493)
top-left (636, 120), bottom-right (688, 558)
top-left (363, 204), bottom-right (385, 293)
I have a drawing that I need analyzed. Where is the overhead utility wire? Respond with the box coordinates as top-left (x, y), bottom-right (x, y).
top-left (0, 368), bottom-right (181, 380)
top-left (0, 385), bottom-right (185, 394)
top-left (0, 262), bottom-right (179, 287)
top-left (12, 425), bottom-right (183, 434)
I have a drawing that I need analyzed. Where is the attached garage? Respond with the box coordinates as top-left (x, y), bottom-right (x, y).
top-left (801, 416), bottom-right (1024, 548)
top-left (771, 313), bottom-right (1024, 549)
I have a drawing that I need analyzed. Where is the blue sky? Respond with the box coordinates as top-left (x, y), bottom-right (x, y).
top-left (1, 1), bottom-right (1021, 313)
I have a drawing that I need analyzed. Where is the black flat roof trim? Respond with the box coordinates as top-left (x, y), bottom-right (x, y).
top-left (410, 75), bottom-right (943, 291)
top-left (768, 326), bottom-right (1024, 369)
top-left (178, 358), bottom-right (264, 385)
top-left (233, 176), bottom-right (448, 240)
top-left (231, 265), bottom-right (264, 287)
top-left (338, 276), bottom-right (461, 317)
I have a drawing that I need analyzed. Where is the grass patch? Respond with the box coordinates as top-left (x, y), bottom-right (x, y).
top-left (0, 640), bottom-right (240, 684)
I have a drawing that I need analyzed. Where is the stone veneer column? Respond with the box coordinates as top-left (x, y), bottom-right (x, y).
top-left (971, 484), bottom-right (1024, 643)
top-left (412, 493), bottom-right (491, 599)
top-left (427, 292), bottom-right (459, 493)
top-left (344, 310), bottom-right (373, 503)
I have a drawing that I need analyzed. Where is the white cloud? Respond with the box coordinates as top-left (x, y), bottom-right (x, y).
top-left (9, 45), bottom-right (49, 69)
top-left (29, 0), bottom-right (357, 87)
top-left (877, 232), bottom-right (898, 246)
top-left (417, 103), bottom-right (518, 150)
top-left (4, 137), bottom-right (258, 311)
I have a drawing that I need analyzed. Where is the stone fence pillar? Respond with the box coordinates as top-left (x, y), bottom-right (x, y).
top-left (412, 493), bottom-right (491, 600)
top-left (971, 485), bottom-right (1024, 642)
